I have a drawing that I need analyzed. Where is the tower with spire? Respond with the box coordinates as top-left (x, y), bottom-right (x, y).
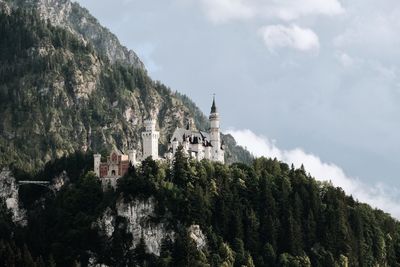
top-left (209, 96), bottom-right (224, 163)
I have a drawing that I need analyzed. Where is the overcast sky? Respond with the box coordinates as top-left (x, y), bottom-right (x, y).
top-left (75, 0), bottom-right (400, 217)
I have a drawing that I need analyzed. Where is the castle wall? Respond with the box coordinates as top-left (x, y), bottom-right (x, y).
top-left (100, 164), bottom-right (109, 178)
top-left (119, 162), bottom-right (129, 177)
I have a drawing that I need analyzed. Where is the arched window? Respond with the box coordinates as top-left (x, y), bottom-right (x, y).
top-left (112, 153), bottom-right (117, 163)
top-left (111, 170), bottom-right (116, 176)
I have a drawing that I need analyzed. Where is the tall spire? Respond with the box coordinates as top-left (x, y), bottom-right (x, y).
top-left (211, 94), bottom-right (217, 113)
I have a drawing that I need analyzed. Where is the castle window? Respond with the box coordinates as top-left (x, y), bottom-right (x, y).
top-left (111, 170), bottom-right (116, 176)
top-left (112, 153), bottom-right (118, 163)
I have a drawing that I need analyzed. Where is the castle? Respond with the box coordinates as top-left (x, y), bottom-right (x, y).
top-left (94, 97), bottom-right (224, 183)
top-left (165, 97), bottom-right (224, 163)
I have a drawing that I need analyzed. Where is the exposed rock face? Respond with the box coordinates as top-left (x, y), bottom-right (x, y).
top-left (0, 0), bottom-right (11, 14)
top-left (50, 171), bottom-right (69, 192)
top-left (188, 224), bottom-right (207, 250)
top-left (88, 261), bottom-right (109, 267)
top-left (69, 54), bottom-right (102, 100)
top-left (96, 207), bottom-right (115, 238)
top-left (117, 198), bottom-right (174, 256)
top-left (88, 263), bottom-right (108, 267)
top-left (97, 198), bottom-right (174, 256)
top-left (0, 168), bottom-right (26, 225)
top-left (5, 0), bottom-right (145, 70)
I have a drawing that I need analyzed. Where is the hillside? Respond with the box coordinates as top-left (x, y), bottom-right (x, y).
top-left (1, 1), bottom-right (399, 267)
top-left (1, 152), bottom-right (400, 266)
top-left (0, 0), bottom-right (252, 172)
top-left (2, 0), bottom-right (145, 69)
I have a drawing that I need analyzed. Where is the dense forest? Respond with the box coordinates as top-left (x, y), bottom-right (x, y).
top-left (1, 148), bottom-right (399, 267)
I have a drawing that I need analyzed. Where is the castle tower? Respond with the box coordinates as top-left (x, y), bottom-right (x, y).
top-left (141, 118), bottom-right (160, 160)
top-left (127, 149), bottom-right (137, 166)
top-left (209, 96), bottom-right (224, 163)
top-left (94, 154), bottom-right (101, 177)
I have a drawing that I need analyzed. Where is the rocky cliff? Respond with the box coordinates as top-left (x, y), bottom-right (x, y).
top-left (1, 0), bottom-right (145, 69)
top-left (94, 197), bottom-right (207, 265)
top-left (0, 168), bottom-right (26, 225)
top-left (97, 198), bottom-right (174, 257)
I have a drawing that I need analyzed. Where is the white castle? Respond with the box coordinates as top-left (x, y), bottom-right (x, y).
top-left (94, 97), bottom-right (224, 181)
top-left (165, 97), bottom-right (224, 163)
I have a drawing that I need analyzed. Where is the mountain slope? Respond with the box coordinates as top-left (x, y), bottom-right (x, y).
top-left (0, 0), bottom-right (252, 171)
top-left (2, 0), bottom-right (145, 69)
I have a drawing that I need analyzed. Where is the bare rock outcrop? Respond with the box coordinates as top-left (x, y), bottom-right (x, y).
top-left (0, 168), bottom-right (27, 225)
top-left (97, 197), bottom-right (174, 256)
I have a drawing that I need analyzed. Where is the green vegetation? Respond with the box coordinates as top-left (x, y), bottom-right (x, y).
top-left (1, 4), bottom-right (398, 267)
top-left (2, 150), bottom-right (399, 266)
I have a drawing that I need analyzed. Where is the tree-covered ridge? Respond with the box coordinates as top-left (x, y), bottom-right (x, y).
top-left (1, 0), bottom-right (145, 70)
top-left (0, 6), bottom-right (252, 172)
top-left (2, 151), bottom-right (399, 266)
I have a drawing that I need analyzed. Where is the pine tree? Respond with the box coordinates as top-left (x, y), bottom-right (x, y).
top-left (22, 245), bottom-right (35, 267)
top-left (172, 146), bottom-right (190, 187)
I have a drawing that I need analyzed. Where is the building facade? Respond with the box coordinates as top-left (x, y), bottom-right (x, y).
top-left (165, 97), bottom-right (225, 163)
top-left (94, 148), bottom-right (137, 187)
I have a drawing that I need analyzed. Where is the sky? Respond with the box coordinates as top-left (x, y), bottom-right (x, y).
top-left (75, 0), bottom-right (400, 218)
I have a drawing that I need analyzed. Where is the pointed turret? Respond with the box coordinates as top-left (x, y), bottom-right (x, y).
top-left (211, 96), bottom-right (217, 114)
top-left (209, 95), bottom-right (219, 121)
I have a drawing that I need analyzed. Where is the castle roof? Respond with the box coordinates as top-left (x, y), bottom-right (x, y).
top-left (199, 131), bottom-right (210, 141)
top-left (170, 127), bottom-right (212, 146)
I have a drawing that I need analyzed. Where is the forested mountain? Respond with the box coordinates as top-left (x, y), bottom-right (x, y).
top-left (1, 151), bottom-right (400, 266)
top-left (2, 0), bottom-right (145, 69)
top-left (0, 0), bottom-right (252, 172)
top-left (0, 1), bottom-right (400, 267)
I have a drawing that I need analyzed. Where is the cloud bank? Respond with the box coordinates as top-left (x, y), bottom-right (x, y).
top-left (259, 24), bottom-right (320, 52)
top-left (227, 128), bottom-right (400, 219)
top-left (200, 0), bottom-right (344, 23)
top-left (199, 0), bottom-right (341, 53)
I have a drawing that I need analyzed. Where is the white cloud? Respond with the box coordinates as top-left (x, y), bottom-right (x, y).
top-left (333, 1), bottom-right (400, 64)
top-left (227, 128), bottom-right (400, 219)
top-left (199, 0), bottom-right (253, 23)
top-left (259, 24), bottom-right (320, 52)
top-left (199, 0), bottom-right (344, 23)
top-left (337, 52), bottom-right (354, 67)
